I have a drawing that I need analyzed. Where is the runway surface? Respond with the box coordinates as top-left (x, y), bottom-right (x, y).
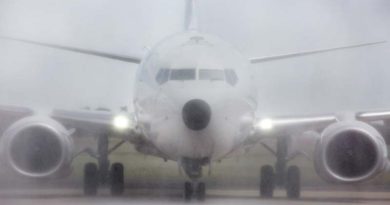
top-left (1, 188), bottom-right (390, 205)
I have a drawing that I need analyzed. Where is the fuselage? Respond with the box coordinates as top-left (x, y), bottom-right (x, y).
top-left (133, 31), bottom-right (258, 161)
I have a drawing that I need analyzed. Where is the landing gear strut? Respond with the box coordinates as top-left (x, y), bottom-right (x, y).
top-left (260, 137), bottom-right (301, 199)
top-left (98, 135), bottom-right (110, 185)
top-left (181, 157), bottom-right (209, 201)
top-left (82, 135), bottom-right (126, 196)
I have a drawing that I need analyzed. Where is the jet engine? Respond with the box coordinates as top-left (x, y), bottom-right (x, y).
top-left (314, 121), bottom-right (388, 183)
top-left (0, 116), bottom-right (73, 178)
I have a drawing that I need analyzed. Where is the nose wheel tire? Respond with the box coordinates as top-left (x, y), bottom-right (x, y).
top-left (196, 182), bottom-right (206, 201)
top-left (286, 165), bottom-right (301, 199)
top-left (110, 163), bottom-right (125, 196)
top-left (184, 182), bottom-right (193, 201)
top-left (259, 165), bottom-right (275, 198)
top-left (84, 163), bottom-right (99, 196)
top-left (184, 181), bottom-right (206, 201)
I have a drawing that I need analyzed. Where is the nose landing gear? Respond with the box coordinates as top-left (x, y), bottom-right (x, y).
top-left (184, 181), bottom-right (193, 201)
top-left (184, 181), bottom-right (206, 201)
top-left (196, 182), bottom-right (206, 201)
top-left (181, 157), bottom-right (209, 201)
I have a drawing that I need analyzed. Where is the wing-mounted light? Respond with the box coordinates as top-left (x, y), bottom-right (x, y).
top-left (256, 118), bottom-right (274, 131)
top-left (112, 113), bottom-right (135, 132)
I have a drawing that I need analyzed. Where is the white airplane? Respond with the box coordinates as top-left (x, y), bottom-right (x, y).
top-left (0, 0), bottom-right (388, 201)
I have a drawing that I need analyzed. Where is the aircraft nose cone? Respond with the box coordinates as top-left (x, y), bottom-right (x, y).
top-left (182, 99), bottom-right (211, 131)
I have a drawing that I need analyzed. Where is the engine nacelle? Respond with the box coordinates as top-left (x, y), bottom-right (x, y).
top-left (314, 121), bottom-right (388, 183)
top-left (0, 116), bottom-right (73, 178)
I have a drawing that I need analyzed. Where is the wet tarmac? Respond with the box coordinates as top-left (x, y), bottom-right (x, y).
top-left (1, 188), bottom-right (390, 205)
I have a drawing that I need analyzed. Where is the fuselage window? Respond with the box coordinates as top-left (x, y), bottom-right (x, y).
top-left (156, 68), bottom-right (170, 85)
top-left (199, 69), bottom-right (225, 81)
top-left (170, 69), bottom-right (196, 80)
top-left (225, 69), bottom-right (238, 86)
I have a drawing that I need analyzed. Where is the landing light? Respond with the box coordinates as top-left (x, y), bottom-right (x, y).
top-left (113, 115), bottom-right (131, 130)
top-left (258, 118), bottom-right (274, 131)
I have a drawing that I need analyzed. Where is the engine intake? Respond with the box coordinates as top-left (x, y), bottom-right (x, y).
top-left (314, 121), bottom-right (387, 183)
top-left (0, 116), bottom-right (73, 178)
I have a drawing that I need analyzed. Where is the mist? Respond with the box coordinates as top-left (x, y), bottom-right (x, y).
top-left (0, 0), bottom-right (389, 115)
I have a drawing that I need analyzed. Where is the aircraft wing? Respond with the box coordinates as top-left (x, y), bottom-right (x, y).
top-left (254, 114), bottom-right (338, 137)
top-left (254, 110), bottom-right (390, 138)
top-left (249, 41), bottom-right (386, 64)
top-left (250, 110), bottom-right (390, 188)
top-left (250, 110), bottom-right (390, 164)
top-left (0, 105), bottom-right (34, 134)
top-left (0, 105), bottom-right (142, 141)
top-left (0, 36), bottom-right (142, 64)
top-left (0, 105), bottom-right (165, 181)
top-left (51, 109), bottom-right (136, 138)
top-left (356, 110), bottom-right (390, 122)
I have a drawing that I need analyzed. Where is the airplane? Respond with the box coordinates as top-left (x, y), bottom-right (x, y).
top-left (0, 0), bottom-right (389, 201)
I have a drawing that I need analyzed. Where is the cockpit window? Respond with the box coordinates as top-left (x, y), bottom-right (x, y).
top-left (225, 69), bottom-right (238, 86)
top-left (156, 68), bottom-right (238, 85)
top-left (199, 69), bottom-right (225, 81)
top-left (170, 69), bottom-right (196, 80)
top-left (156, 68), bottom-right (170, 85)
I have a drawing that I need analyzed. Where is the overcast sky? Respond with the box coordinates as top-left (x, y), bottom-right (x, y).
top-left (0, 0), bottom-right (389, 115)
